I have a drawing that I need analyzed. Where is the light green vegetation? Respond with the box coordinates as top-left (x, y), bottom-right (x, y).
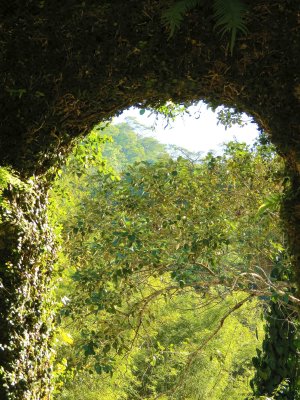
top-left (49, 120), bottom-right (298, 400)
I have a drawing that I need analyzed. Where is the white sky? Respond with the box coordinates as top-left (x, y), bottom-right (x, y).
top-left (113, 102), bottom-right (259, 154)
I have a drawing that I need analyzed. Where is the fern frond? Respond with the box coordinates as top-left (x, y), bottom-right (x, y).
top-left (213, 0), bottom-right (248, 54)
top-left (161, 0), bottom-right (203, 38)
top-left (161, 0), bottom-right (248, 54)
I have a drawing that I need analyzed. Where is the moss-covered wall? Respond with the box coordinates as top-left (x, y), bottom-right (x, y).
top-left (0, 1), bottom-right (299, 174)
top-left (0, 1), bottom-right (299, 398)
top-left (0, 172), bottom-right (55, 399)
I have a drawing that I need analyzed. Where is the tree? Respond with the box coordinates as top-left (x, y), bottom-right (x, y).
top-left (50, 132), bottom-right (298, 398)
top-left (57, 140), bottom-right (294, 307)
top-left (101, 118), bottom-right (169, 170)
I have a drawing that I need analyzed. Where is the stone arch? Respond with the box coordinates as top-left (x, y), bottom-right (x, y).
top-left (0, 1), bottom-right (299, 173)
top-left (0, 1), bottom-right (299, 398)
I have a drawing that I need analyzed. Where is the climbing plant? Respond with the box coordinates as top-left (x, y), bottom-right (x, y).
top-left (0, 170), bottom-right (56, 399)
top-left (249, 255), bottom-right (300, 400)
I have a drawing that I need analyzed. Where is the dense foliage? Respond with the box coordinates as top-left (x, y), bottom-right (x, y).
top-left (101, 118), bottom-right (169, 171)
top-left (49, 121), bottom-right (299, 399)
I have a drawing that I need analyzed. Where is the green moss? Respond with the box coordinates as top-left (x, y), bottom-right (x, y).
top-left (0, 173), bottom-right (56, 399)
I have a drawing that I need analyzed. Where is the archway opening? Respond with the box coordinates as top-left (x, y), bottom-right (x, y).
top-left (49, 104), bottom-right (299, 399)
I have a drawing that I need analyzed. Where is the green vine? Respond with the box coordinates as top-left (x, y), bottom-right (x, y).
top-left (0, 171), bottom-right (56, 399)
top-left (245, 249), bottom-right (300, 399)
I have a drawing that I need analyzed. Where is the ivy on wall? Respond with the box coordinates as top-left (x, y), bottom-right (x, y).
top-left (0, 168), bottom-right (56, 399)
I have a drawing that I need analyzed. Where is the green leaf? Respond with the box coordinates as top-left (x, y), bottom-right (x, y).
top-left (83, 342), bottom-right (96, 356)
top-left (213, 0), bottom-right (248, 54)
top-left (257, 193), bottom-right (281, 217)
top-left (94, 363), bottom-right (102, 374)
top-left (161, 0), bottom-right (248, 53)
top-left (60, 330), bottom-right (74, 345)
top-left (161, 0), bottom-right (203, 38)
